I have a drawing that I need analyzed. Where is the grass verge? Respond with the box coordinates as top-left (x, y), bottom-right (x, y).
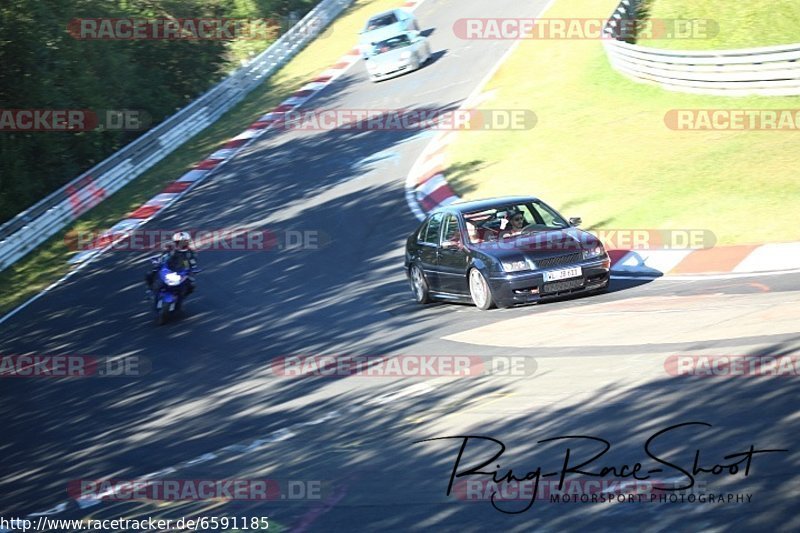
top-left (638, 0), bottom-right (800, 50)
top-left (0, 0), bottom-right (402, 316)
top-left (445, 0), bottom-right (800, 247)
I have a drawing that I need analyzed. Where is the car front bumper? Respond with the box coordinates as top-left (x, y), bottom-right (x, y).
top-left (367, 60), bottom-right (414, 80)
top-left (487, 257), bottom-right (611, 307)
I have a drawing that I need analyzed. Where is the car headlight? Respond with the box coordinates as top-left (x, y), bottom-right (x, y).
top-left (399, 51), bottom-right (412, 60)
top-left (502, 260), bottom-right (529, 273)
top-left (583, 245), bottom-right (606, 260)
top-left (165, 272), bottom-right (183, 286)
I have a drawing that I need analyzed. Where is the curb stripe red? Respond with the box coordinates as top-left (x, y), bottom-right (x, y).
top-left (222, 138), bottom-right (248, 149)
top-left (128, 205), bottom-right (161, 219)
top-left (161, 181), bottom-right (192, 194)
top-left (426, 184), bottom-right (457, 205)
top-left (194, 159), bottom-right (223, 170)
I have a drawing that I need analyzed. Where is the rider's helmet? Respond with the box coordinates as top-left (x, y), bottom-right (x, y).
top-left (172, 231), bottom-right (192, 252)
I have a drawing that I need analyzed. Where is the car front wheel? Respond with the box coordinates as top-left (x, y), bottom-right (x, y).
top-left (469, 268), bottom-right (495, 310)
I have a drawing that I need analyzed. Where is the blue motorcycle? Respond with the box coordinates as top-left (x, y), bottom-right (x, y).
top-left (150, 258), bottom-right (199, 325)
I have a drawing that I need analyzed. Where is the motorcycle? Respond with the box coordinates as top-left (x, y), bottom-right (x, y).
top-left (150, 258), bottom-right (200, 325)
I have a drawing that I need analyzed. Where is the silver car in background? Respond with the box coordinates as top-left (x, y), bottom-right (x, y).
top-left (358, 9), bottom-right (420, 57)
top-left (364, 31), bottom-right (432, 82)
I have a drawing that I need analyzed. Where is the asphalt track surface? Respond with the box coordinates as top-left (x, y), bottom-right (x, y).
top-left (1, 0), bottom-right (799, 530)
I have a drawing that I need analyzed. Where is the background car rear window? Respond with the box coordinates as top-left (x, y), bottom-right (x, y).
top-left (369, 14), bottom-right (398, 29)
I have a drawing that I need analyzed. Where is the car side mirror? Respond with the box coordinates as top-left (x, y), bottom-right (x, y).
top-left (569, 217), bottom-right (582, 227)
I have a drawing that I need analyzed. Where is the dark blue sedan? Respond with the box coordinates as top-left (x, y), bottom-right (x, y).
top-left (404, 196), bottom-right (611, 310)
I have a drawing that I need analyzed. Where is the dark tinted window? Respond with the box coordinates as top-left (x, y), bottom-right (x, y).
top-left (367, 13), bottom-right (398, 30)
top-left (442, 215), bottom-right (460, 244)
top-left (421, 213), bottom-right (443, 244)
top-left (417, 221), bottom-right (427, 241)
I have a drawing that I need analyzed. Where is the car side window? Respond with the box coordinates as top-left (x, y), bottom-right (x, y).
top-left (441, 215), bottom-right (460, 245)
top-left (421, 213), bottom-right (443, 244)
top-left (417, 221), bottom-right (428, 241)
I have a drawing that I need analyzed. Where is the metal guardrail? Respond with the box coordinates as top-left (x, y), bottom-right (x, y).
top-left (603, 0), bottom-right (800, 96)
top-left (0, 0), bottom-right (353, 272)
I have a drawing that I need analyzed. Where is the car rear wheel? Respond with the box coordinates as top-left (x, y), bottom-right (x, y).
top-left (409, 264), bottom-right (431, 304)
top-left (469, 268), bottom-right (495, 310)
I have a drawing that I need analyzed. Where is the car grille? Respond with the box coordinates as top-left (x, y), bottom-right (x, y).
top-left (537, 252), bottom-right (582, 269)
top-left (542, 278), bottom-right (585, 294)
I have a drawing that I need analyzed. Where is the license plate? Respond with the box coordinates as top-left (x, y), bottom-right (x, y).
top-left (544, 266), bottom-right (582, 282)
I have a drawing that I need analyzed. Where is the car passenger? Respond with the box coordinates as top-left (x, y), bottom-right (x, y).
top-left (465, 221), bottom-right (479, 243)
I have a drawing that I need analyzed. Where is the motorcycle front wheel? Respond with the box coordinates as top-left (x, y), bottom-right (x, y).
top-left (156, 300), bottom-right (170, 325)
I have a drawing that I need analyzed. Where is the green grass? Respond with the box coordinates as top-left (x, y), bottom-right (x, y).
top-left (445, 0), bottom-right (800, 247)
top-left (638, 0), bottom-right (800, 50)
top-left (0, 0), bottom-right (403, 315)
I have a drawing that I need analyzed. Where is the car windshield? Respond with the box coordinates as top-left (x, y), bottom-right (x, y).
top-left (463, 201), bottom-right (569, 244)
top-left (370, 34), bottom-right (412, 55)
top-left (366, 13), bottom-right (399, 31)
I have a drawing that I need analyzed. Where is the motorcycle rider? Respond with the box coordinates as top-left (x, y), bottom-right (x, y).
top-left (145, 232), bottom-right (199, 298)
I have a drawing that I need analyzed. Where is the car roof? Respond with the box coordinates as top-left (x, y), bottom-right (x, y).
top-left (431, 196), bottom-right (541, 215)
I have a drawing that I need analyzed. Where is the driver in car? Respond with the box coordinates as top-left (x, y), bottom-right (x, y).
top-left (500, 209), bottom-right (527, 237)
